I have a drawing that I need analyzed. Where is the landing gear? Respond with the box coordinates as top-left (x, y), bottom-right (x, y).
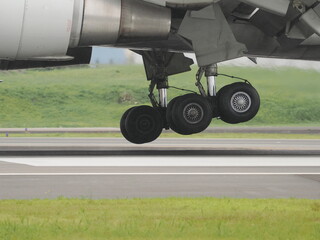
top-left (120, 106), bottom-right (163, 144)
top-left (217, 82), bottom-right (260, 124)
top-left (120, 106), bottom-right (136, 142)
top-left (167, 94), bottom-right (213, 135)
top-left (166, 95), bottom-right (186, 135)
top-left (120, 52), bottom-right (260, 144)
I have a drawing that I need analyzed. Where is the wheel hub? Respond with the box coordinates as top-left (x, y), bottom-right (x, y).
top-left (137, 115), bottom-right (154, 133)
top-left (183, 103), bottom-right (204, 124)
top-left (230, 91), bottom-right (252, 113)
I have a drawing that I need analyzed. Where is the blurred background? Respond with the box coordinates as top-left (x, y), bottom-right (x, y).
top-left (91, 47), bottom-right (320, 69)
top-left (1, 47), bottom-right (320, 131)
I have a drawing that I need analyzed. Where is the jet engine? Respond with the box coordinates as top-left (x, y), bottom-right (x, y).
top-left (0, 0), bottom-right (171, 61)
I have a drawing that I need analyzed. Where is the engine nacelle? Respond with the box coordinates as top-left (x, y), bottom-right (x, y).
top-left (77, 0), bottom-right (171, 46)
top-left (0, 0), bottom-right (171, 61)
top-left (0, 0), bottom-right (75, 60)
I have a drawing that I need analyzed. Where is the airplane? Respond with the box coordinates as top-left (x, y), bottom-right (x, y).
top-left (1, 0), bottom-right (320, 144)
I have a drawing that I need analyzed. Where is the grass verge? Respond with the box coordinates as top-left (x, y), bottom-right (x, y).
top-left (1, 65), bottom-right (320, 127)
top-left (0, 198), bottom-right (319, 240)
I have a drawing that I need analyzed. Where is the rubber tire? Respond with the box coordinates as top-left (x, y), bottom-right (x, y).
top-left (218, 82), bottom-right (260, 124)
top-left (120, 107), bottom-right (137, 143)
top-left (125, 105), bottom-right (163, 144)
top-left (171, 94), bottom-right (213, 135)
top-left (166, 95), bottom-right (193, 135)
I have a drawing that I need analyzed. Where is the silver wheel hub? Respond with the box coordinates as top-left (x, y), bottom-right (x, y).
top-left (230, 91), bottom-right (252, 113)
top-left (183, 103), bottom-right (204, 124)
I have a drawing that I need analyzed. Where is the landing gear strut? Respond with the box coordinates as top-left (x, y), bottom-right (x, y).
top-left (165, 64), bottom-right (218, 135)
top-left (120, 52), bottom-right (260, 144)
top-left (195, 64), bottom-right (260, 124)
top-left (120, 51), bottom-right (169, 144)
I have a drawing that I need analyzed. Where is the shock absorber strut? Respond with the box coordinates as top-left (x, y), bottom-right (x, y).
top-left (196, 64), bottom-right (218, 97)
top-left (205, 64), bottom-right (218, 97)
top-left (158, 88), bottom-right (168, 108)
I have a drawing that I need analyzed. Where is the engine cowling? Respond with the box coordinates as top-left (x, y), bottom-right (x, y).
top-left (78, 0), bottom-right (171, 46)
top-left (0, 0), bottom-right (171, 61)
top-left (0, 0), bottom-right (75, 60)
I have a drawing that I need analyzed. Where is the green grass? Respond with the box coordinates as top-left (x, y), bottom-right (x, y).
top-left (0, 198), bottom-right (319, 240)
top-left (1, 65), bottom-right (320, 127)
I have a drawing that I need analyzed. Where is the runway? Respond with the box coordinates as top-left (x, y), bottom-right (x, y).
top-left (1, 138), bottom-right (319, 199)
top-left (1, 138), bottom-right (320, 155)
top-left (1, 126), bottom-right (320, 134)
top-left (0, 157), bottom-right (319, 199)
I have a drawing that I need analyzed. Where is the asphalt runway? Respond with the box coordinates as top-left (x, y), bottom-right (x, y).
top-left (1, 138), bottom-right (320, 155)
top-left (0, 157), bottom-right (319, 199)
top-left (1, 127), bottom-right (320, 134)
top-left (0, 138), bottom-right (319, 199)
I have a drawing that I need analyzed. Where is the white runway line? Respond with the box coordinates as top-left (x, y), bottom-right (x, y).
top-left (0, 173), bottom-right (319, 176)
top-left (1, 156), bottom-right (320, 167)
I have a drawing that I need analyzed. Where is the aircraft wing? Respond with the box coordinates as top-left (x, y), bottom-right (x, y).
top-left (1, 0), bottom-right (320, 69)
top-left (143, 0), bottom-right (290, 15)
top-left (157, 0), bottom-right (320, 65)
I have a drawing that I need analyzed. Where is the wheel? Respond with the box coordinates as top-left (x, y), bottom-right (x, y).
top-left (218, 82), bottom-right (260, 124)
top-left (120, 107), bottom-right (137, 143)
top-left (125, 105), bottom-right (163, 144)
top-left (166, 96), bottom-right (179, 133)
top-left (166, 95), bottom-right (193, 135)
top-left (171, 94), bottom-right (213, 134)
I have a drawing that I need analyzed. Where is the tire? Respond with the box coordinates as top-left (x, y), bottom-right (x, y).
top-left (218, 82), bottom-right (260, 124)
top-left (166, 95), bottom-right (193, 135)
top-left (120, 107), bottom-right (137, 143)
top-left (171, 94), bottom-right (213, 134)
top-left (125, 105), bottom-right (163, 144)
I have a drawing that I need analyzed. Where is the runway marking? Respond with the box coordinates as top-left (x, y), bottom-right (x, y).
top-left (1, 157), bottom-right (320, 167)
top-left (0, 173), bottom-right (319, 176)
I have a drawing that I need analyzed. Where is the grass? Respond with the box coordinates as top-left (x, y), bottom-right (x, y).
top-left (0, 65), bottom-right (320, 128)
top-left (0, 198), bottom-right (319, 240)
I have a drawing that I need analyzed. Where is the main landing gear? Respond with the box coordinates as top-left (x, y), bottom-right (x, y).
top-left (120, 61), bottom-right (260, 144)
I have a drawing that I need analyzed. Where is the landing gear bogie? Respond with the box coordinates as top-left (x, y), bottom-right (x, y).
top-left (119, 52), bottom-right (261, 144)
